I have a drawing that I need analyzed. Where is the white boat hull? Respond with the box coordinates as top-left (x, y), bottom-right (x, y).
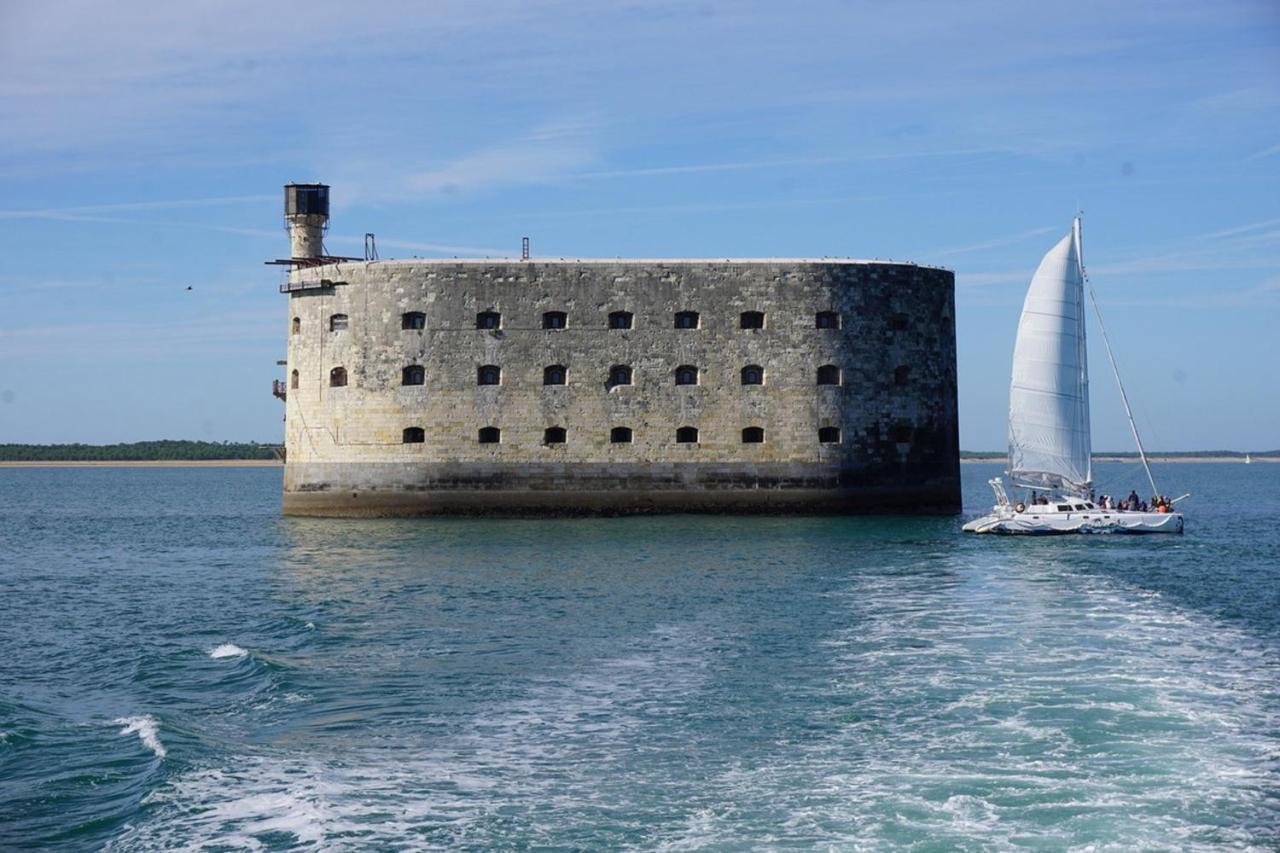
top-left (963, 508), bottom-right (1183, 535)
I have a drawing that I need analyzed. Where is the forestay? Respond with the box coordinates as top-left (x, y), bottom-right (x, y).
top-left (1007, 218), bottom-right (1092, 492)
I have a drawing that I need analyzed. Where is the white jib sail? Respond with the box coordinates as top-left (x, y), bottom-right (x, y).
top-left (1008, 219), bottom-right (1092, 492)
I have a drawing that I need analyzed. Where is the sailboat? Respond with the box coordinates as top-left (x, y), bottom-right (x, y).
top-left (963, 218), bottom-right (1184, 535)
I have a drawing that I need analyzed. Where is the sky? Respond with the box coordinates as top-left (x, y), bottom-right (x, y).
top-left (1, 0), bottom-right (1277, 451)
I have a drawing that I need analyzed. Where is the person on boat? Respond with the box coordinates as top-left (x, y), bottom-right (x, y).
top-left (1128, 490), bottom-right (1140, 508)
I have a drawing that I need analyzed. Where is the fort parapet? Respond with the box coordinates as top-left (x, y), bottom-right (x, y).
top-left (277, 189), bottom-right (960, 515)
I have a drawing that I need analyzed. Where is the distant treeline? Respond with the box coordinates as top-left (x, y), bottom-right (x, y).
top-left (0, 441), bottom-right (282, 461)
top-left (962, 450), bottom-right (1278, 459)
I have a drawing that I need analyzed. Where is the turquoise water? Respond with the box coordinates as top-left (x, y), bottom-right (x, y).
top-left (1, 463), bottom-right (1277, 850)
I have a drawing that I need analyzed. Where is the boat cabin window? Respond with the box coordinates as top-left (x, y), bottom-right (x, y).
top-left (1074, 504), bottom-right (1087, 511)
top-left (1057, 504), bottom-right (1072, 512)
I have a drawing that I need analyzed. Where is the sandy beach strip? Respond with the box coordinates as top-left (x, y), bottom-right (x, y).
top-left (0, 459), bottom-right (283, 468)
top-left (961, 456), bottom-right (1273, 464)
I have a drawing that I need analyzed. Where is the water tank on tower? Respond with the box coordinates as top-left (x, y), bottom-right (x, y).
top-left (284, 183), bottom-right (329, 260)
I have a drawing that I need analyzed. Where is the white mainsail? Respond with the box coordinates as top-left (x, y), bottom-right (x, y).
top-left (1007, 218), bottom-right (1092, 492)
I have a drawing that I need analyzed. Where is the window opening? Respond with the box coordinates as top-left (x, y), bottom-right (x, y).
top-left (290, 369), bottom-right (299, 389)
top-left (816, 311), bottom-right (840, 329)
top-left (291, 317), bottom-right (300, 334)
top-left (739, 311), bottom-right (765, 329)
top-left (675, 365), bottom-right (699, 386)
top-left (817, 364), bottom-right (841, 386)
top-left (610, 426), bottom-right (633, 444)
top-left (476, 311), bottom-right (501, 330)
top-left (542, 311), bottom-right (567, 329)
top-left (608, 364), bottom-right (633, 388)
top-left (329, 367), bottom-right (347, 387)
top-left (478, 427), bottom-right (501, 444)
top-left (402, 312), bottom-right (426, 330)
top-left (403, 427), bottom-right (425, 444)
top-left (477, 365), bottom-right (501, 386)
top-left (674, 311), bottom-right (700, 329)
top-left (819, 426), bottom-right (841, 443)
top-left (741, 365), bottom-right (764, 386)
top-left (676, 426), bottom-right (699, 444)
top-left (329, 314), bottom-right (348, 332)
top-left (543, 365), bottom-right (567, 386)
top-left (402, 365), bottom-right (425, 386)
top-left (544, 427), bottom-right (566, 445)
top-left (742, 427), bottom-right (765, 444)
top-left (608, 311), bottom-right (634, 330)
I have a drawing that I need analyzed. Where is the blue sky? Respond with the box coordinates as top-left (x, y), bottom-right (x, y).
top-left (1, 0), bottom-right (1277, 450)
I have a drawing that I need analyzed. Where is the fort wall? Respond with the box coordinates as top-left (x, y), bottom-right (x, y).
top-left (281, 259), bottom-right (960, 515)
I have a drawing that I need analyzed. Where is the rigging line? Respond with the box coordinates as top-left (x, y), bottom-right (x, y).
top-left (1077, 222), bottom-right (1159, 497)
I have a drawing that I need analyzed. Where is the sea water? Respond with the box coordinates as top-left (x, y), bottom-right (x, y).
top-left (0, 463), bottom-right (1276, 850)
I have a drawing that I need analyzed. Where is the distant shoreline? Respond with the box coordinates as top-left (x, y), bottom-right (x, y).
top-left (0, 460), bottom-right (282, 468)
top-left (961, 456), bottom-right (1275, 464)
top-left (0, 457), bottom-right (1271, 469)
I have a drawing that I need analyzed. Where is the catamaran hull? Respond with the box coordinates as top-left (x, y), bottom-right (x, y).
top-left (963, 512), bottom-right (1183, 535)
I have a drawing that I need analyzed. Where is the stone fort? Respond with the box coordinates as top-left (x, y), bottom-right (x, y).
top-left (275, 184), bottom-right (960, 515)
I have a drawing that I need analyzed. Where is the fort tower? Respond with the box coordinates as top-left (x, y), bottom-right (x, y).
top-left (275, 185), bottom-right (961, 516)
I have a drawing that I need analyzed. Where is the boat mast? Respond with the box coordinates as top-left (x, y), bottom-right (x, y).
top-left (1077, 217), bottom-right (1160, 497)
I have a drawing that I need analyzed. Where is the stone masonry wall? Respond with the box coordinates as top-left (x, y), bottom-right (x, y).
top-left (281, 259), bottom-right (959, 515)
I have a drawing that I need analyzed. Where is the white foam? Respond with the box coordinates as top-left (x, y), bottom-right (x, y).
top-left (210, 643), bottom-right (248, 659)
top-left (114, 715), bottom-right (166, 759)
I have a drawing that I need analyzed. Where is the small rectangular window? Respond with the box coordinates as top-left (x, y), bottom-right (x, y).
top-left (329, 314), bottom-right (348, 331)
top-left (542, 311), bottom-right (567, 329)
top-left (739, 311), bottom-right (765, 329)
top-left (477, 311), bottom-right (501, 330)
top-left (608, 311), bottom-right (633, 330)
top-left (816, 311), bottom-right (840, 329)
top-left (402, 312), bottom-right (426, 330)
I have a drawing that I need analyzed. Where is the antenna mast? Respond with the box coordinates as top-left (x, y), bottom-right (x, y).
top-left (1078, 218), bottom-right (1160, 497)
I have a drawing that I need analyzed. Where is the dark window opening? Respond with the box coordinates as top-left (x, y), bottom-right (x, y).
top-left (1057, 504), bottom-right (1073, 512)
top-left (329, 367), bottom-right (347, 387)
top-left (402, 312), bottom-right (426, 330)
top-left (741, 365), bottom-right (764, 386)
top-left (819, 426), bottom-right (841, 444)
top-left (608, 364), bottom-right (633, 388)
top-left (742, 427), bottom-right (765, 444)
top-left (740, 311), bottom-right (765, 329)
top-left (477, 365), bottom-right (501, 386)
top-left (816, 311), bottom-right (841, 329)
top-left (894, 365), bottom-right (911, 386)
top-left (675, 365), bottom-right (699, 386)
top-left (543, 364), bottom-right (567, 386)
top-left (891, 313), bottom-right (909, 331)
top-left (542, 311), bottom-right (567, 329)
top-left (674, 311), bottom-right (700, 329)
top-left (329, 313), bottom-right (348, 332)
top-left (676, 426), bottom-right (699, 444)
top-left (817, 364), bottom-right (842, 386)
top-left (476, 311), bottom-right (501, 330)
top-left (403, 427), bottom-right (425, 444)
top-left (478, 427), bottom-right (501, 444)
top-left (610, 427), bottom-right (633, 444)
top-left (290, 369), bottom-right (299, 389)
top-left (402, 365), bottom-right (425, 386)
top-left (608, 311), bottom-right (633, 330)
top-left (544, 426), bottom-right (566, 445)
top-left (291, 317), bottom-right (300, 334)
top-left (891, 424), bottom-right (912, 442)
